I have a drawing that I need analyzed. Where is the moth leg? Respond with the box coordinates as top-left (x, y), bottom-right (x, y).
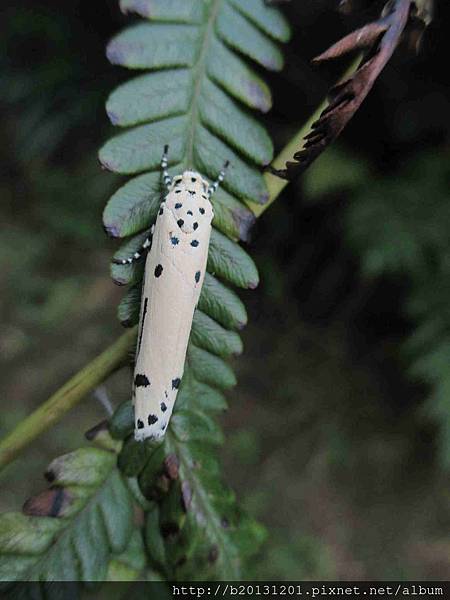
top-left (112, 232), bottom-right (153, 265)
top-left (161, 144), bottom-right (172, 191)
top-left (208, 160), bottom-right (230, 198)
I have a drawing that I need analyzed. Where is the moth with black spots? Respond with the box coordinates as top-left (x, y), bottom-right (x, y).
top-left (119, 145), bottom-right (229, 442)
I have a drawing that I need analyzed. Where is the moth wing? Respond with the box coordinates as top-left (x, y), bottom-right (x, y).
top-left (134, 205), bottom-right (211, 440)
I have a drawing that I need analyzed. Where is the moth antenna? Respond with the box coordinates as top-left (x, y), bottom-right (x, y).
top-left (111, 232), bottom-right (152, 265)
top-left (161, 145), bottom-right (171, 191)
top-left (208, 160), bottom-right (230, 198)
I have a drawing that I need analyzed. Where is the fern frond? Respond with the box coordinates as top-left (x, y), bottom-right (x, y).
top-left (405, 278), bottom-right (450, 467)
top-left (346, 152), bottom-right (450, 278)
top-left (100, 1), bottom-right (283, 414)
top-left (0, 426), bottom-right (135, 584)
top-left (106, 530), bottom-right (148, 581)
top-left (100, 0), bottom-right (290, 233)
top-left (98, 0), bottom-right (288, 579)
top-left (110, 378), bottom-right (266, 580)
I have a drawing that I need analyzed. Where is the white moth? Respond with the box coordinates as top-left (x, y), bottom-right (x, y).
top-left (115, 146), bottom-right (228, 442)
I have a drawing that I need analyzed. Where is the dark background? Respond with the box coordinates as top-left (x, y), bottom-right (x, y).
top-left (0, 0), bottom-right (449, 580)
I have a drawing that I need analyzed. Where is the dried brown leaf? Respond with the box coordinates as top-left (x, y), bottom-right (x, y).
top-left (270, 0), bottom-right (432, 180)
top-left (313, 21), bottom-right (389, 61)
top-left (23, 487), bottom-right (73, 518)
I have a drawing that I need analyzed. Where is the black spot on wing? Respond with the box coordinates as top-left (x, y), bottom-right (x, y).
top-left (172, 378), bottom-right (181, 390)
top-left (154, 264), bottom-right (163, 277)
top-left (191, 177), bottom-right (197, 182)
top-left (171, 236), bottom-right (179, 245)
top-left (135, 374), bottom-right (150, 387)
top-left (159, 206), bottom-right (163, 215)
top-left (175, 189), bottom-right (181, 194)
top-left (188, 190), bottom-right (195, 196)
top-left (137, 419), bottom-right (144, 429)
top-left (187, 210), bottom-right (193, 216)
top-left (191, 240), bottom-right (199, 247)
top-left (148, 414), bottom-right (158, 425)
top-left (175, 203), bottom-right (182, 209)
top-left (195, 271), bottom-right (201, 283)
top-left (199, 207), bottom-right (205, 214)
top-left (161, 402), bottom-right (167, 412)
top-left (177, 219), bottom-right (184, 228)
top-left (193, 222), bottom-right (198, 230)
top-left (137, 297), bottom-right (148, 357)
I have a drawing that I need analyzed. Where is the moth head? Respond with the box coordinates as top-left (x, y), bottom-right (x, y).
top-left (170, 170), bottom-right (210, 195)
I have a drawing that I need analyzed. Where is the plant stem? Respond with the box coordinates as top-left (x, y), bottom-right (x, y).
top-left (0, 327), bottom-right (137, 472)
top-left (252, 100), bottom-right (327, 217)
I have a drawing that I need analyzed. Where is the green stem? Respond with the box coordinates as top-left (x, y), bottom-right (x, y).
top-left (250, 99), bottom-right (327, 217)
top-left (0, 327), bottom-right (137, 472)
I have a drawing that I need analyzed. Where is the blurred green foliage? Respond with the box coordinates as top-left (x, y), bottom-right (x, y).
top-left (305, 147), bottom-right (450, 467)
top-left (0, 3), bottom-right (119, 348)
